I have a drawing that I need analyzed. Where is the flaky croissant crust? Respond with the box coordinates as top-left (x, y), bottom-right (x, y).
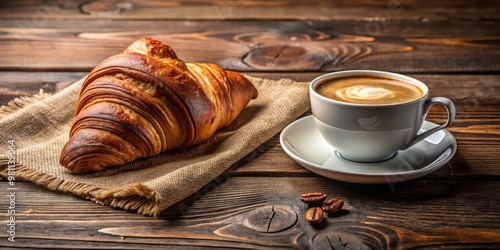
top-left (60, 37), bottom-right (258, 173)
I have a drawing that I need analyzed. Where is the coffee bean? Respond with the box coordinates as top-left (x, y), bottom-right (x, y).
top-left (322, 198), bottom-right (344, 214)
top-left (300, 192), bottom-right (327, 206)
top-left (305, 207), bottom-right (324, 225)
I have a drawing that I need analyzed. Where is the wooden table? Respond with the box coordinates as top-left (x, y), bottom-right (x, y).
top-left (1, 0), bottom-right (499, 249)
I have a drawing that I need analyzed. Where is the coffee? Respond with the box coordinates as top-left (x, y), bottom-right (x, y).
top-left (310, 70), bottom-right (455, 162)
top-left (315, 75), bottom-right (423, 105)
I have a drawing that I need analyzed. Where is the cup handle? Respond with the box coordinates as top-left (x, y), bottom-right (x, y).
top-left (401, 97), bottom-right (456, 150)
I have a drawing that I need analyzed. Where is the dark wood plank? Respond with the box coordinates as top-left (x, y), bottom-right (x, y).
top-left (1, 178), bottom-right (499, 249)
top-left (0, 19), bottom-right (498, 72)
top-left (0, 72), bottom-right (86, 105)
top-left (0, 0), bottom-right (498, 21)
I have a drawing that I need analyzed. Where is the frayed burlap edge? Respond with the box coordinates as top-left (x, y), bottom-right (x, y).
top-left (0, 160), bottom-right (164, 216)
top-left (0, 89), bottom-right (53, 119)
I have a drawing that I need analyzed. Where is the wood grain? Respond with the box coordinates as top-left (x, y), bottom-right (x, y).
top-left (0, 19), bottom-right (498, 72)
top-left (0, 72), bottom-right (85, 105)
top-left (1, 178), bottom-right (499, 249)
top-left (1, 0), bottom-right (498, 20)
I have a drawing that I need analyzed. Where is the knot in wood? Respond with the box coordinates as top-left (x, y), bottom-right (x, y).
top-left (313, 232), bottom-right (372, 250)
top-left (243, 44), bottom-right (329, 70)
top-left (80, 1), bottom-right (131, 15)
top-left (243, 205), bottom-right (297, 233)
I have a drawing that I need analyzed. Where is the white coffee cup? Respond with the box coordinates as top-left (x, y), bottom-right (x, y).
top-left (310, 70), bottom-right (456, 163)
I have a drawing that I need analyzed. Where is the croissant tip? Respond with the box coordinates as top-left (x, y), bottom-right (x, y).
top-left (227, 70), bottom-right (258, 99)
top-left (252, 86), bottom-right (258, 99)
top-left (61, 162), bottom-right (104, 174)
top-left (59, 156), bottom-right (102, 174)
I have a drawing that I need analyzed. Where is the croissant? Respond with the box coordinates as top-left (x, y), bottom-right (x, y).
top-left (60, 37), bottom-right (258, 174)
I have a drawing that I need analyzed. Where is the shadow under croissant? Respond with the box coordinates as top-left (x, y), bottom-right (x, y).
top-left (80, 104), bottom-right (266, 178)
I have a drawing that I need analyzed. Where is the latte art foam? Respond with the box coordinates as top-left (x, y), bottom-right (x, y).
top-left (316, 76), bottom-right (423, 105)
top-left (339, 86), bottom-right (396, 102)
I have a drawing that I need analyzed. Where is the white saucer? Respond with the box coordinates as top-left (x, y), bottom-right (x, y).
top-left (280, 115), bottom-right (457, 184)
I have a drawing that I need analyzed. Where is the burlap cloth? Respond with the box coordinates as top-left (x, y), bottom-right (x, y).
top-left (0, 75), bottom-right (309, 216)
